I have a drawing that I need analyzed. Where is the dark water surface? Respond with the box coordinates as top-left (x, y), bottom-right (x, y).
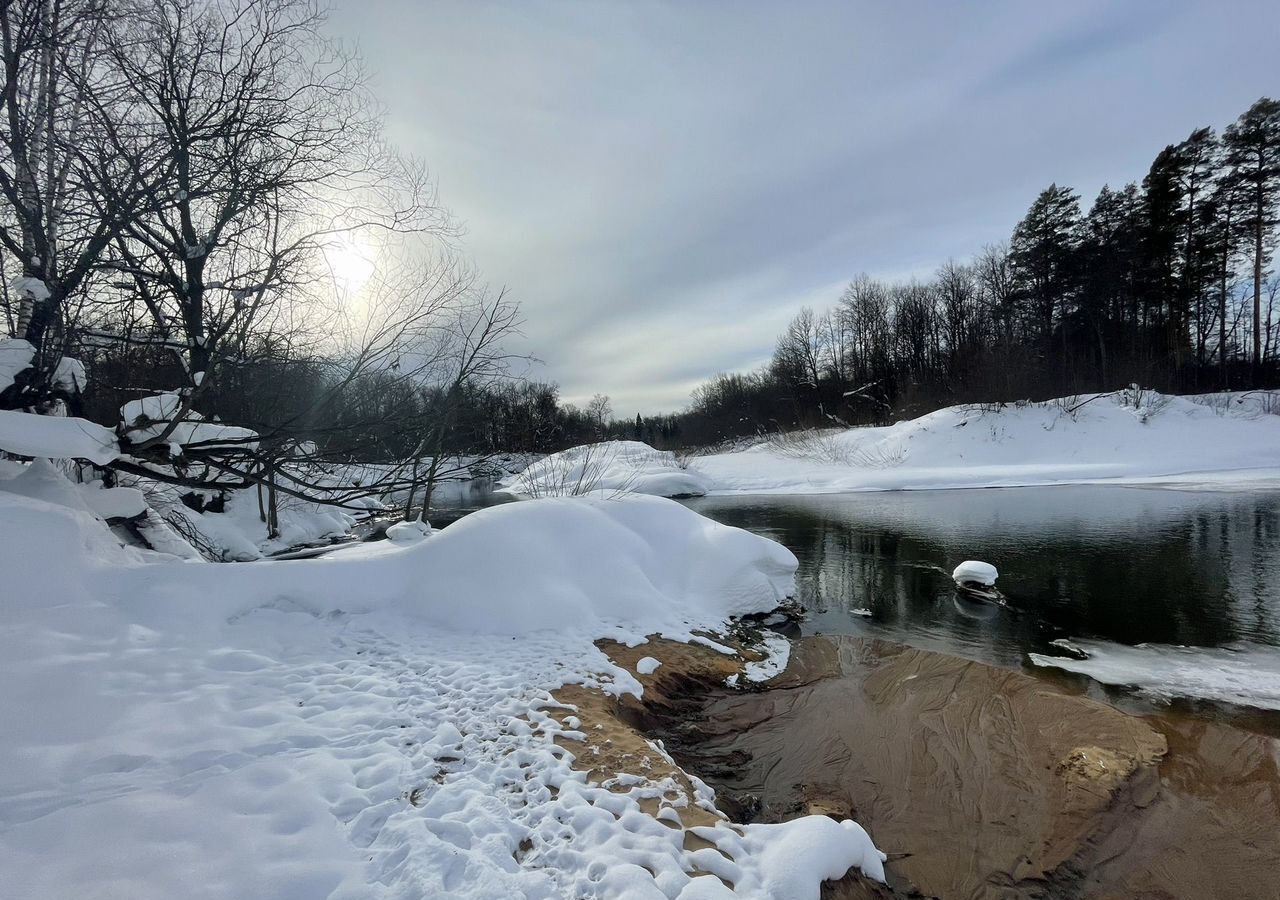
top-left (684, 486), bottom-right (1280, 661)
top-left (683, 486), bottom-right (1280, 732)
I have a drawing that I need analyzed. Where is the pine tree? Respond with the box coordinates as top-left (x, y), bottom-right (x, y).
top-left (1223, 98), bottom-right (1280, 378)
top-left (1078, 183), bottom-right (1142, 382)
top-left (1010, 184), bottom-right (1082, 352)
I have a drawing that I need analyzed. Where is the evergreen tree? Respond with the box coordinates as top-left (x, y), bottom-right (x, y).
top-left (1078, 183), bottom-right (1142, 381)
top-left (1224, 98), bottom-right (1280, 377)
top-left (1010, 184), bottom-right (1082, 352)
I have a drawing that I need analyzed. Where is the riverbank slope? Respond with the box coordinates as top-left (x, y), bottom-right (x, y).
top-left (691, 390), bottom-right (1280, 494)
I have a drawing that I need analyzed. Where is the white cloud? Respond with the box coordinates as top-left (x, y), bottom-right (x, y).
top-left (328, 0), bottom-right (1280, 415)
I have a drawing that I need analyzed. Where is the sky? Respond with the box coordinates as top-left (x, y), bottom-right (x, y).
top-left (326, 0), bottom-right (1280, 417)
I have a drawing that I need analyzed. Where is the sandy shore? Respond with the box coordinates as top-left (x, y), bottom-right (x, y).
top-left (560, 630), bottom-right (1280, 899)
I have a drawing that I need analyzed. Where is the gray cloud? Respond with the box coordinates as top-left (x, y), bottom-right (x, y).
top-left (328, 0), bottom-right (1280, 416)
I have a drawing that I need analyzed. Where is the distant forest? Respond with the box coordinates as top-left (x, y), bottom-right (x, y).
top-left (622, 97), bottom-right (1280, 448)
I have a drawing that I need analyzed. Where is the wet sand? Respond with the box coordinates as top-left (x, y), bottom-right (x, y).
top-left (612, 634), bottom-right (1280, 900)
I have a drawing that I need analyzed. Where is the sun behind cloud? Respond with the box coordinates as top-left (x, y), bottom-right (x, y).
top-left (322, 230), bottom-right (377, 295)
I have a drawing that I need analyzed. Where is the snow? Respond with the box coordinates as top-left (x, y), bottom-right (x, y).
top-left (952, 560), bottom-right (998, 586)
top-left (1029, 640), bottom-right (1280, 711)
top-left (121, 391), bottom-right (182, 426)
top-left (157, 485), bottom-right (355, 561)
top-left (740, 632), bottom-right (791, 684)
top-left (636, 656), bottom-right (662, 675)
top-left (0, 409), bottom-right (120, 464)
top-left (500, 440), bottom-right (709, 498)
top-left (50, 356), bottom-right (85, 393)
top-left (0, 337), bottom-right (34, 392)
top-left (120, 393), bottom-right (258, 451)
top-left (10, 275), bottom-right (50, 302)
top-left (0, 459), bottom-right (145, 520)
top-left (691, 391), bottom-right (1280, 494)
top-left (384, 517), bottom-right (433, 542)
top-left (0, 480), bottom-right (886, 898)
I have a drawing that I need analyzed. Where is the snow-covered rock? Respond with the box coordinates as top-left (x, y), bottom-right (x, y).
top-left (0, 459), bottom-right (146, 521)
top-left (384, 517), bottom-right (433, 543)
top-left (500, 440), bottom-right (709, 498)
top-left (952, 560), bottom-right (998, 587)
top-left (691, 390), bottom-right (1280, 494)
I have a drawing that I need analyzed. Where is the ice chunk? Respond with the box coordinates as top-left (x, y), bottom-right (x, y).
top-left (1030, 640), bottom-right (1280, 711)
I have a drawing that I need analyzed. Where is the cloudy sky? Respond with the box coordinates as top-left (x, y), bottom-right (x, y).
top-left (327, 0), bottom-right (1279, 416)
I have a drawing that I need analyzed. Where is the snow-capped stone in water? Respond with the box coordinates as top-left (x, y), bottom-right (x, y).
top-left (952, 560), bottom-right (998, 587)
top-left (385, 518), bottom-right (433, 543)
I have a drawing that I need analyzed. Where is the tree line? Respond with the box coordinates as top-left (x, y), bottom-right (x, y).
top-left (656, 98), bottom-right (1280, 447)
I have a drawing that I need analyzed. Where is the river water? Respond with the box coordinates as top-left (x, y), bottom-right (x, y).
top-left (684, 485), bottom-right (1280, 728)
top-left (434, 481), bottom-right (1280, 725)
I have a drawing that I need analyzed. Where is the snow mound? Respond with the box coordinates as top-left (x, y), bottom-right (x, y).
top-left (0, 479), bottom-right (883, 900)
top-left (384, 517), bottom-right (433, 543)
top-left (500, 440), bottom-right (709, 498)
top-left (154, 495), bottom-right (794, 637)
top-left (0, 458), bottom-right (144, 521)
top-left (1030, 640), bottom-right (1280, 711)
top-left (952, 560), bottom-right (998, 586)
top-left (692, 390), bottom-right (1280, 494)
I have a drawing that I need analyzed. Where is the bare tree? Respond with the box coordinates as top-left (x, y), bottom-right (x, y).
top-left (584, 392), bottom-right (611, 439)
top-left (0, 0), bottom-right (166, 407)
top-left (99, 0), bottom-right (444, 440)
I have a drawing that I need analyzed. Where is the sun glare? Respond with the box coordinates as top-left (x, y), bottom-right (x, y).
top-left (323, 232), bottom-right (377, 295)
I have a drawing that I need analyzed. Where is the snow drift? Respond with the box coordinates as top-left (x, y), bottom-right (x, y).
top-left (113, 493), bottom-right (797, 637)
top-left (500, 440), bottom-right (709, 498)
top-left (0, 484), bottom-right (884, 900)
top-left (692, 390), bottom-right (1280, 494)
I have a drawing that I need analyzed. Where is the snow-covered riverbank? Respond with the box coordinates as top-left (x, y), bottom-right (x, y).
top-left (0, 480), bottom-right (884, 899)
top-left (690, 390), bottom-right (1280, 494)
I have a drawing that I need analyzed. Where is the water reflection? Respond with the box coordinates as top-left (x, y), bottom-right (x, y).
top-left (683, 486), bottom-right (1280, 669)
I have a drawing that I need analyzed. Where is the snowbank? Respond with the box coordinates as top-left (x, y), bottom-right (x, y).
top-left (500, 440), bottom-right (709, 498)
top-left (113, 494), bottom-right (797, 636)
top-left (1030, 639), bottom-right (1280, 711)
top-left (691, 390), bottom-right (1280, 494)
top-left (0, 484), bottom-right (884, 900)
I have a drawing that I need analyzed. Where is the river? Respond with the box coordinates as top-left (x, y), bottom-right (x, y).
top-left (437, 481), bottom-right (1280, 728)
